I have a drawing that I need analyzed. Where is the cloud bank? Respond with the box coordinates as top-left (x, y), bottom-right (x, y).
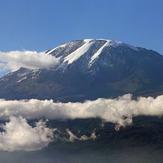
top-left (0, 94), bottom-right (163, 151)
top-left (0, 94), bottom-right (163, 127)
top-left (0, 116), bottom-right (54, 152)
top-left (0, 50), bottom-right (59, 72)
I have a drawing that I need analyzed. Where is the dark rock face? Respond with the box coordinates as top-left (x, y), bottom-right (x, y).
top-left (0, 39), bottom-right (163, 101)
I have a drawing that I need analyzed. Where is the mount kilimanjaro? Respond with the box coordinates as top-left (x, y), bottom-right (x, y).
top-left (0, 39), bottom-right (163, 101)
top-left (0, 39), bottom-right (163, 162)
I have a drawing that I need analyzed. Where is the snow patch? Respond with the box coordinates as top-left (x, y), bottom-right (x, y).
top-left (89, 40), bottom-right (110, 66)
top-left (88, 39), bottom-right (139, 66)
top-left (31, 69), bottom-right (41, 80)
top-left (63, 39), bottom-right (94, 64)
top-left (109, 40), bottom-right (139, 51)
top-left (84, 39), bottom-right (93, 42)
top-left (17, 72), bottom-right (28, 77)
top-left (46, 43), bottom-right (67, 55)
top-left (95, 39), bottom-right (139, 51)
top-left (17, 77), bottom-right (27, 83)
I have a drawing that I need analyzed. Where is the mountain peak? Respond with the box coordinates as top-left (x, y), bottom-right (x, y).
top-left (46, 39), bottom-right (140, 69)
top-left (49, 39), bottom-right (139, 54)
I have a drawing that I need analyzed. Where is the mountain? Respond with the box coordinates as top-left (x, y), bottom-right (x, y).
top-left (0, 39), bottom-right (163, 101)
top-left (0, 39), bottom-right (163, 162)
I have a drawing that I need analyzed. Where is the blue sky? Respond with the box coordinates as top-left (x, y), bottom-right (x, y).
top-left (0, 0), bottom-right (162, 54)
top-left (1, 0), bottom-right (162, 77)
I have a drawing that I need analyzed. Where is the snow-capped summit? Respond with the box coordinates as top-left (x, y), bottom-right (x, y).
top-left (46, 39), bottom-right (140, 71)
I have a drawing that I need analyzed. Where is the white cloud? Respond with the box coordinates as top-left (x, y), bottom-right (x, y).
top-left (66, 129), bottom-right (96, 142)
top-left (0, 116), bottom-right (54, 152)
top-left (0, 94), bottom-right (162, 151)
top-left (0, 94), bottom-right (163, 127)
top-left (0, 50), bottom-right (59, 72)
